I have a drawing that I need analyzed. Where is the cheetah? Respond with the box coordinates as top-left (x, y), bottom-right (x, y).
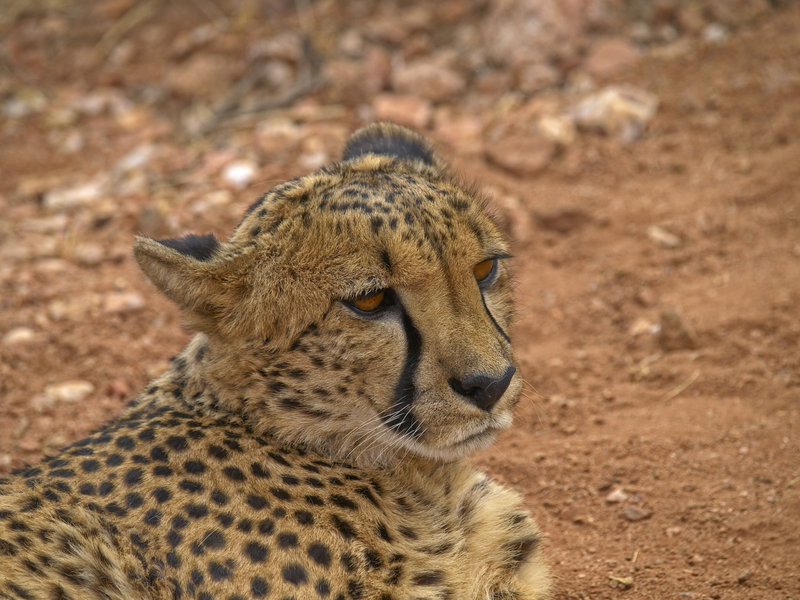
top-left (0, 123), bottom-right (550, 600)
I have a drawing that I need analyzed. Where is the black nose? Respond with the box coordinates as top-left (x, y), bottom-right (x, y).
top-left (448, 365), bottom-right (516, 412)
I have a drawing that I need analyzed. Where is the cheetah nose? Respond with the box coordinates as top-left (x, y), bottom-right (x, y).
top-left (448, 365), bottom-right (516, 412)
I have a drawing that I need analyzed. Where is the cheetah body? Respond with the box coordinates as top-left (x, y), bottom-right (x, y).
top-left (0, 124), bottom-right (549, 600)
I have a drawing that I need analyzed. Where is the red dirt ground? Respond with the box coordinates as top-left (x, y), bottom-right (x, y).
top-left (1, 2), bottom-right (798, 599)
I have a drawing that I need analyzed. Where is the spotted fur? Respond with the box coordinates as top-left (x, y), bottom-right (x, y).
top-left (0, 123), bottom-right (550, 599)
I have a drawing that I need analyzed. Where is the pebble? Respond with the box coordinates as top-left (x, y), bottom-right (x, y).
top-left (3, 326), bottom-right (35, 346)
top-left (486, 134), bottom-right (555, 176)
top-left (373, 94), bottom-right (433, 129)
top-left (620, 506), bottom-right (653, 521)
top-left (584, 38), bottom-right (641, 80)
top-left (703, 23), bottom-right (730, 44)
top-left (659, 308), bottom-right (699, 351)
top-left (44, 178), bottom-right (107, 210)
top-left (103, 292), bottom-right (145, 314)
top-left (572, 85), bottom-right (659, 141)
top-left (44, 380), bottom-right (95, 404)
top-left (538, 114), bottom-right (576, 146)
top-left (606, 487), bottom-right (630, 503)
top-left (392, 60), bottom-right (466, 103)
top-left (647, 225), bottom-right (682, 248)
top-left (222, 160), bottom-right (258, 190)
top-left (115, 143), bottom-right (156, 173)
top-left (736, 570), bottom-right (751, 584)
top-left (73, 242), bottom-right (105, 266)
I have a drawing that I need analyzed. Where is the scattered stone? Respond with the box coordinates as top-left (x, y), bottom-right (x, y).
top-left (105, 379), bottom-right (131, 399)
top-left (222, 159), bottom-right (258, 190)
top-left (735, 570), bottom-right (751, 584)
top-left (2, 87), bottom-right (47, 118)
top-left (72, 242), bottom-right (105, 266)
top-left (103, 292), bottom-right (145, 314)
top-left (620, 506), bottom-right (653, 522)
top-left (373, 94), bottom-right (433, 129)
top-left (703, 23), bottom-right (730, 44)
top-left (392, 60), bottom-right (466, 103)
top-left (44, 380), bottom-right (95, 404)
top-left (486, 134), bottom-right (555, 176)
top-left (572, 85), bottom-right (659, 141)
top-left (115, 143), bottom-right (156, 174)
top-left (44, 178), bottom-right (107, 210)
top-left (647, 225), bottom-right (682, 248)
top-left (534, 207), bottom-right (591, 234)
top-left (3, 327), bottom-right (35, 346)
top-left (21, 214), bottom-right (68, 234)
top-left (606, 487), bottom-right (630, 503)
top-left (629, 317), bottom-right (657, 337)
top-left (538, 114), bottom-right (576, 146)
top-left (687, 554), bottom-right (704, 566)
top-left (30, 394), bottom-right (55, 413)
top-left (635, 287), bottom-right (656, 307)
top-left (608, 575), bottom-right (634, 589)
top-left (0, 454), bottom-right (11, 470)
top-left (584, 38), bottom-right (641, 80)
top-left (659, 308), bottom-right (699, 351)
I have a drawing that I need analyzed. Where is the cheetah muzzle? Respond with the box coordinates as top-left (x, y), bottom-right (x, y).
top-left (0, 123), bottom-right (550, 600)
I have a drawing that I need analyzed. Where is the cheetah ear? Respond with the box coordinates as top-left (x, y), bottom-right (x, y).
top-left (342, 122), bottom-right (442, 168)
top-left (133, 235), bottom-right (250, 337)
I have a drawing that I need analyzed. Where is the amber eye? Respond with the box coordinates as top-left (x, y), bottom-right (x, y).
top-left (352, 290), bottom-right (386, 312)
top-left (473, 259), bottom-right (496, 282)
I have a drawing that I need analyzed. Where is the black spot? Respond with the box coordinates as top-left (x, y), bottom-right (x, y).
top-left (305, 495), bottom-right (324, 506)
top-left (245, 541), bottom-right (268, 563)
top-left (138, 427), bottom-right (156, 441)
top-left (277, 532), bottom-right (298, 548)
top-left (208, 560), bottom-right (232, 581)
top-left (172, 515), bottom-right (188, 530)
top-left (251, 463), bottom-right (271, 478)
top-left (49, 469), bottom-right (75, 478)
top-left (184, 460), bottom-right (206, 474)
top-left (217, 513), bottom-right (234, 528)
top-left (166, 550), bottom-right (180, 568)
top-left (167, 530), bottom-right (182, 547)
top-left (251, 576), bottom-right (270, 598)
top-left (79, 482), bottom-right (96, 496)
top-left (295, 510), bottom-right (314, 525)
top-left (144, 509), bottom-right (162, 526)
top-left (331, 515), bottom-right (356, 540)
top-left (158, 234), bottom-right (220, 262)
top-left (348, 579), bottom-right (364, 599)
top-left (180, 479), bottom-right (203, 494)
top-left (163, 435), bottom-right (187, 451)
top-left (125, 493), bottom-right (144, 509)
top-left (201, 530), bottom-right (225, 549)
top-left (222, 466), bottom-right (245, 482)
top-left (98, 481), bottom-right (114, 496)
top-left (208, 444), bottom-right (228, 460)
top-left (115, 436), bottom-right (135, 450)
top-left (80, 459), bottom-right (100, 473)
top-left (356, 486), bottom-right (380, 507)
top-left (399, 526), bottom-right (418, 540)
top-left (270, 487), bottom-right (292, 501)
top-left (308, 542), bottom-right (331, 567)
top-left (152, 487), bottom-right (172, 503)
top-left (105, 454), bottom-right (123, 467)
top-left (191, 570), bottom-right (204, 586)
top-left (237, 519), bottom-right (253, 533)
top-left (364, 548), bottom-right (383, 569)
top-left (330, 494), bottom-right (357, 510)
top-left (316, 578), bottom-right (331, 597)
top-left (153, 465), bottom-right (173, 477)
top-left (257, 518), bottom-right (275, 535)
top-left (222, 438), bottom-right (243, 452)
top-left (247, 494), bottom-right (269, 510)
top-left (185, 504), bottom-right (209, 519)
top-left (268, 451), bottom-right (291, 467)
top-left (210, 490), bottom-right (228, 505)
top-left (150, 446), bottom-right (168, 462)
top-left (505, 534), bottom-right (541, 564)
top-left (306, 477), bottom-right (324, 488)
top-left (281, 474), bottom-right (300, 486)
top-left (282, 564), bottom-right (308, 586)
top-left (377, 522), bottom-right (393, 543)
top-left (124, 467), bottom-right (143, 486)
top-left (413, 571), bottom-right (444, 586)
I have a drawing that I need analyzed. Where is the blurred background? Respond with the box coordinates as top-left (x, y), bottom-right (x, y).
top-left (1, 1), bottom-right (798, 598)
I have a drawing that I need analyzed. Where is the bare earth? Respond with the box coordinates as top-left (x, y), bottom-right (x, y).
top-left (1, 2), bottom-right (798, 599)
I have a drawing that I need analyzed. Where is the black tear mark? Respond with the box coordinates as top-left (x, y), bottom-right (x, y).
top-left (383, 304), bottom-right (423, 438)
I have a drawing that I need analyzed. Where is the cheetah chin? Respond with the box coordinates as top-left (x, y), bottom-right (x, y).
top-left (0, 122), bottom-right (550, 600)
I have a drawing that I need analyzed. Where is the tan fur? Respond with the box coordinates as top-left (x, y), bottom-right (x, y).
top-left (0, 123), bottom-right (549, 599)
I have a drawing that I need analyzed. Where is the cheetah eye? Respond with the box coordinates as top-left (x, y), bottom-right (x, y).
top-left (348, 289), bottom-right (391, 314)
top-left (473, 259), bottom-right (497, 283)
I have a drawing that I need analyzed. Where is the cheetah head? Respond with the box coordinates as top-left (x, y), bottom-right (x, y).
top-left (134, 123), bottom-right (522, 465)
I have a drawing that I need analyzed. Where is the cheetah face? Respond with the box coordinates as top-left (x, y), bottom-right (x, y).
top-left (134, 123), bottom-right (521, 465)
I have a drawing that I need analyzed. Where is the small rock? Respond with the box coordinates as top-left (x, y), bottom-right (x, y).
top-left (659, 308), bottom-right (699, 351)
top-left (620, 506), bottom-right (653, 522)
top-left (736, 570), bottom-right (751, 584)
top-left (73, 242), bottom-right (105, 266)
top-left (104, 292), bottom-right (145, 314)
top-left (392, 60), bottom-right (466, 103)
top-left (44, 178), bottom-right (107, 210)
top-left (486, 134), bottom-right (555, 176)
top-left (584, 38), bottom-right (641, 80)
top-left (30, 394), bottom-right (56, 413)
top-left (572, 85), bottom-right (659, 141)
top-left (21, 214), bottom-right (68, 234)
top-left (0, 453), bottom-right (12, 470)
top-left (534, 207), bottom-right (591, 234)
top-left (606, 487), bottom-right (630, 503)
top-left (222, 160), bottom-right (258, 190)
top-left (44, 380), bottom-right (95, 404)
top-left (703, 23), bottom-right (730, 44)
top-left (687, 554), bottom-right (704, 565)
top-left (3, 327), bottom-right (35, 345)
top-left (629, 317), bottom-right (657, 337)
top-left (115, 143), bottom-right (156, 173)
top-left (105, 379), bottom-right (131, 398)
top-left (373, 94), bottom-right (433, 129)
top-left (647, 225), bottom-right (682, 248)
top-left (538, 114), bottom-right (576, 146)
